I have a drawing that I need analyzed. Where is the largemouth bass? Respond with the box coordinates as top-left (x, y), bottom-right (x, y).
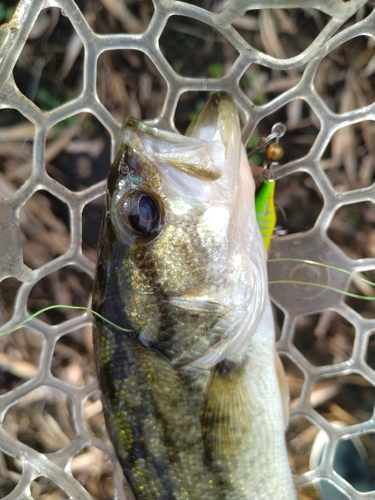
top-left (92, 92), bottom-right (297, 500)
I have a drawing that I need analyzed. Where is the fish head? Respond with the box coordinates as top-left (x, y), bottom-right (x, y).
top-left (93, 92), bottom-right (268, 368)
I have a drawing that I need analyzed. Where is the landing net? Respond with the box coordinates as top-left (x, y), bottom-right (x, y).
top-left (0, 1), bottom-right (374, 499)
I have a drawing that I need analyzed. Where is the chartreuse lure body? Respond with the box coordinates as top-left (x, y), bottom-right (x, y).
top-left (254, 121), bottom-right (285, 252)
top-left (92, 92), bottom-right (297, 500)
top-left (255, 178), bottom-right (276, 252)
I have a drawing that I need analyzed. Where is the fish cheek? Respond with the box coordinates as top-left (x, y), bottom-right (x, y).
top-left (125, 224), bottom-right (208, 295)
top-left (152, 224), bottom-right (212, 291)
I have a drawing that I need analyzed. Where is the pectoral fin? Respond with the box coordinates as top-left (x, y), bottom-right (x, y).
top-left (202, 360), bottom-right (252, 498)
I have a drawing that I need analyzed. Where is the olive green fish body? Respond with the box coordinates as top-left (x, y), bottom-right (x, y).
top-left (95, 325), bottom-right (214, 499)
top-left (93, 92), bottom-right (297, 499)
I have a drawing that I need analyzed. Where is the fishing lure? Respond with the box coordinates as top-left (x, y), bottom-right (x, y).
top-left (253, 122), bottom-right (286, 251)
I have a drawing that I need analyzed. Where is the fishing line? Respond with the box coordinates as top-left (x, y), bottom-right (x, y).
top-left (0, 305), bottom-right (131, 338)
top-left (268, 257), bottom-right (375, 287)
top-left (268, 258), bottom-right (375, 299)
top-left (1, 259), bottom-right (374, 338)
top-left (268, 280), bottom-right (375, 299)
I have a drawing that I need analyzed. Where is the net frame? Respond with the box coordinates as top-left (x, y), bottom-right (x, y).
top-left (0, 0), bottom-right (374, 499)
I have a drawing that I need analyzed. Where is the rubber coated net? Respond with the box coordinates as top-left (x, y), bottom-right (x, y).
top-left (0, 1), bottom-right (375, 499)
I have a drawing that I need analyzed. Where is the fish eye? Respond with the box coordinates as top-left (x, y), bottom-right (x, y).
top-left (121, 191), bottom-right (162, 236)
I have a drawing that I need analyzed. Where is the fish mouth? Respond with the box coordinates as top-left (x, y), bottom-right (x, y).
top-left (121, 91), bottom-right (240, 182)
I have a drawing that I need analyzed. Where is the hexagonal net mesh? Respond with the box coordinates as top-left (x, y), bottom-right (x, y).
top-left (0, 0), bottom-right (375, 498)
